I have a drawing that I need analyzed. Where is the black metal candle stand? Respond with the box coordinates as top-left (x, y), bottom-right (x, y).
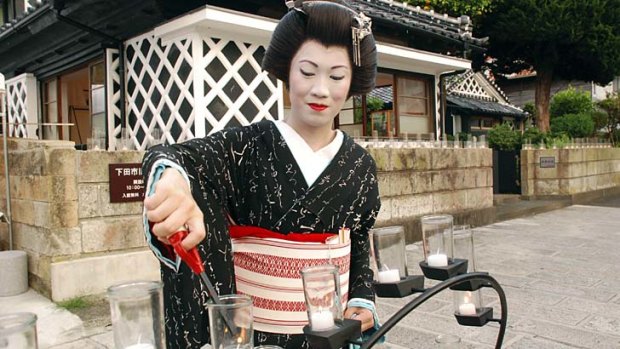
top-left (454, 307), bottom-right (494, 327)
top-left (303, 318), bottom-right (362, 349)
top-left (373, 275), bottom-right (425, 298)
top-left (449, 273), bottom-right (489, 291)
top-left (419, 258), bottom-right (468, 281)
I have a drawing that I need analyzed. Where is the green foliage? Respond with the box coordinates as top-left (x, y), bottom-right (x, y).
top-left (366, 96), bottom-right (385, 112)
top-left (550, 87), bottom-right (594, 119)
top-left (522, 102), bottom-right (536, 118)
top-left (479, 1), bottom-right (620, 85)
top-left (550, 113), bottom-right (595, 138)
top-left (597, 93), bottom-right (620, 146)
top-left (353, 96), bottom-right (385, 124)
top-left (57, 297), bottom-right (89, 311)
top-left (488, 123), bottom-right (521, 150)
top-left (401, 0), bottom-right (492, 18)
top-left (544, 133), bottom-right (571, 149)
top-left (521, 127), bottom-right (545, 145)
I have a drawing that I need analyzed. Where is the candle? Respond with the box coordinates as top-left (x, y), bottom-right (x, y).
top-left (377, 269), bottom-right (400, 283)
top-left (427, 253), bottom-right (448, 267)
top-left (310, 309), bottom-right (335, 331)
top-left (458, 302), bottom-right (476, 316)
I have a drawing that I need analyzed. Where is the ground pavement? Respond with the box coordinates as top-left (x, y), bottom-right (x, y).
top-left (2, 197), bottom-right (620, 348)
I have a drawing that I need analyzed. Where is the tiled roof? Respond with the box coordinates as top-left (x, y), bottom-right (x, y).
top-left (0, 0), bottom-right (50, 36)
top-left (1, 0), bottom-right (486, 47)
top-left (447, 95), bottom-right (526, 118)
top-left (368, 85), bottom-right (393, 104)
top-left (349, 0), bottom-right (486, 47)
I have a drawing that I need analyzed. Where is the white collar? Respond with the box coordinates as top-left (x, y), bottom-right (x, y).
top-left (273, 120), bottom-right (343, 187)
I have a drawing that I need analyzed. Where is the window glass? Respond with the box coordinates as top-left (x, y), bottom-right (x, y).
top-left (397, 75), bottom-right (431, 134)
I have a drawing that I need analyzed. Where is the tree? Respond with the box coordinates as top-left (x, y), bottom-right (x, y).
top-left (476, 0), bottom-right (620, 132)
top-left (402, 0), bottom-right (492, 18)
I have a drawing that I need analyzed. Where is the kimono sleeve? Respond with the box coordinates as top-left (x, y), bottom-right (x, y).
top-left (141, 127), bottom-right (256, 270)
top-left (347, 163), bottom-right (381, 302)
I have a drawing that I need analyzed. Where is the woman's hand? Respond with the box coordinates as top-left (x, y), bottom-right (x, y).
top-left (144, 168), bottom-right (205, 250)
top-left (344, 307), bottom-right (375, 332)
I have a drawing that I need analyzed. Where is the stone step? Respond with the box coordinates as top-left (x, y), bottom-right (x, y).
top-left (493, 194), bottom-right (521, 205)
top-left (494, 198), bottom-right (572, 222)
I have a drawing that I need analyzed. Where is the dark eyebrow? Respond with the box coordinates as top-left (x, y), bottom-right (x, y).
top-left (299, 59), bottom-right (349, 70)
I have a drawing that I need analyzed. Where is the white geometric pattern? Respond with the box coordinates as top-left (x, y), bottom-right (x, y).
top-left (123, 30), bottom-right (282, 150)
top-left (200, 37), bottom-right (281, 133)
top-left (106, 48), bottom-right (122, 149)
top-left (125, 33), bottom-right (196, 150)
top-left (5, 74), bottom-right (37, 138)
top-left (447, 70), bottom-right (494, 101)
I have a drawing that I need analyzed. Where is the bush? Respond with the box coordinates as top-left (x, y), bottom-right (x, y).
top-left (550, 113), bottom-right (595, 138)
top-left (488, 123), bottom-right (521, 150)
top-left (521, 127), bottom-right (545, 145)
top-left (550, 87), bottom-right (594, 119)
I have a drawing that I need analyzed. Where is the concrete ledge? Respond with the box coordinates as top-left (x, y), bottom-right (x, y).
top-left (50, 250), bottom-right (160, 301)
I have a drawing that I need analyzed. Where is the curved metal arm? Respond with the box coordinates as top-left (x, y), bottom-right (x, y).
top-left (361, 272), bottom-right (508, 349)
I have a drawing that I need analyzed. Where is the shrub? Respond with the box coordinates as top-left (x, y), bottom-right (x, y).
top-left (521, 127), bottom-right (545, 145)
top-left (488, 123), bottom-right (521, 150)
top-left (550, 87), bottom-right (594, 119)
top-left (550, 113), bottom-right (595, 138)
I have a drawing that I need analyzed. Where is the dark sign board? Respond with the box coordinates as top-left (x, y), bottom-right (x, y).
top-left (539, 156), bottom-right (556, 168)
top-left (109, 163), bottom-right (145, 203)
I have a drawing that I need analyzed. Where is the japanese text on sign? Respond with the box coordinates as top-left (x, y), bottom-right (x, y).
top-left (109, 163), bottom-right (145, 203)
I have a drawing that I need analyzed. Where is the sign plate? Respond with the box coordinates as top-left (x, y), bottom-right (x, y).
top-left (109, 163), bottom-right (145, 203)
top-left (539, 156), bottom-right (556, 168)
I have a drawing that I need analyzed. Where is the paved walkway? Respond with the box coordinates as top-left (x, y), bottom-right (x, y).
top-left (2, 198), bottom-right (620, 348)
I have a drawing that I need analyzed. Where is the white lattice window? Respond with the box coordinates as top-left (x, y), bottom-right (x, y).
top-left (106, 48), bottom-right (123, 149)
top-left (125, 33), bottom-right (196, 150)
top-left (5, 73), bottom-right (37, 138)
top-left (124, 28), bottom-right (282, 150)
top-left (200, 37), bottom-right (280, 134)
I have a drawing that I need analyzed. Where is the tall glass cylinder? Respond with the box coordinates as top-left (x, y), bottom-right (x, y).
top-left (370, 226), bottom-right (407, 283)
top-left (107, 280), bottom-right (165, 349)
top-left (452, 225), bottom-right (483, 316)
top-left (0, 312), bottom-right (38, 349)
top-left (421, 215), bottom-right (453, 267)
top-left (301, 265), bottom-right (342, 332)
top-left (207, 295), bottom-right (253, 349)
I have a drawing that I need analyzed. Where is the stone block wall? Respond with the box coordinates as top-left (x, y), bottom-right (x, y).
top-left (0, 138), bottom-right (158, 301)
top-left (0, 138), bottom-right (494, 299)
top-left (521, 148), bottom-right (620, 198)
top-left (368, 147), bottom-right (494, 243)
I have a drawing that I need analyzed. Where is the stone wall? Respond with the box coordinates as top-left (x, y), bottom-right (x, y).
top-left (369, 147), bottom-right (494, 243)
top-left (0, 138), bottom-right (158, 301)
top-left (521, 148), bottom-right (620, 199)
top-left (0, 138), bottom-right (494, 299)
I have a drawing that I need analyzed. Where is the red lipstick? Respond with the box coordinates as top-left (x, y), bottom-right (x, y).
top-left (308, 103), bottom-right (327, 111)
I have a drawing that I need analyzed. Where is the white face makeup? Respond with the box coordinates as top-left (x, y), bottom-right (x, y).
top-left (287, 40), bottom-right (352, 133)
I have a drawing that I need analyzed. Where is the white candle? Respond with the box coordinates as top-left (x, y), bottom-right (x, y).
top-left (377, 269), bottom-right (400, 283)
top-left (458, 302), bottom-right (476, 316)
top-left (427, 253), bottom-right (448, 267)
top-left (310, 309), bottom-right (335, 331)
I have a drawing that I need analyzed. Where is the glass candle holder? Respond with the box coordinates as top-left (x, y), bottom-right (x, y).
top-left (207, 294), bottom-right (253, 349)
top-left (421, 215), bottom-right (453, 267)
top-left (370, 226), bottom-right (407, 283)
top-left (0, 312), bottom-right (38, 349)
top-left (454, 290), bottom-right (482, 316)
top-left (301, 265), bottom-right (342, 332)
top-left (107, 280), bottom-right (165, 349)
top-left (452, 225), bottom-right (476, 271)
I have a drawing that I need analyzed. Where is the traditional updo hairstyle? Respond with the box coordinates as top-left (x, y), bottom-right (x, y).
top-left (262, 0), bottom-right (377, 97)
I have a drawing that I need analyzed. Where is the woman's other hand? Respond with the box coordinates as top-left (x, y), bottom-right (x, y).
top-left (144, 168), bottom-right (205, 250)
top-left (344, 307), bottom-right (375, 332)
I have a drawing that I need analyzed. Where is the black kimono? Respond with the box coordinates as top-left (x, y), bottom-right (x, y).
top-left (142, 120), bottom-right (381, 349)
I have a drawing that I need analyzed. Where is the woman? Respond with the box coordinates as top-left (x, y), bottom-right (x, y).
top-left (143, 1), bottom-right (380, 347)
